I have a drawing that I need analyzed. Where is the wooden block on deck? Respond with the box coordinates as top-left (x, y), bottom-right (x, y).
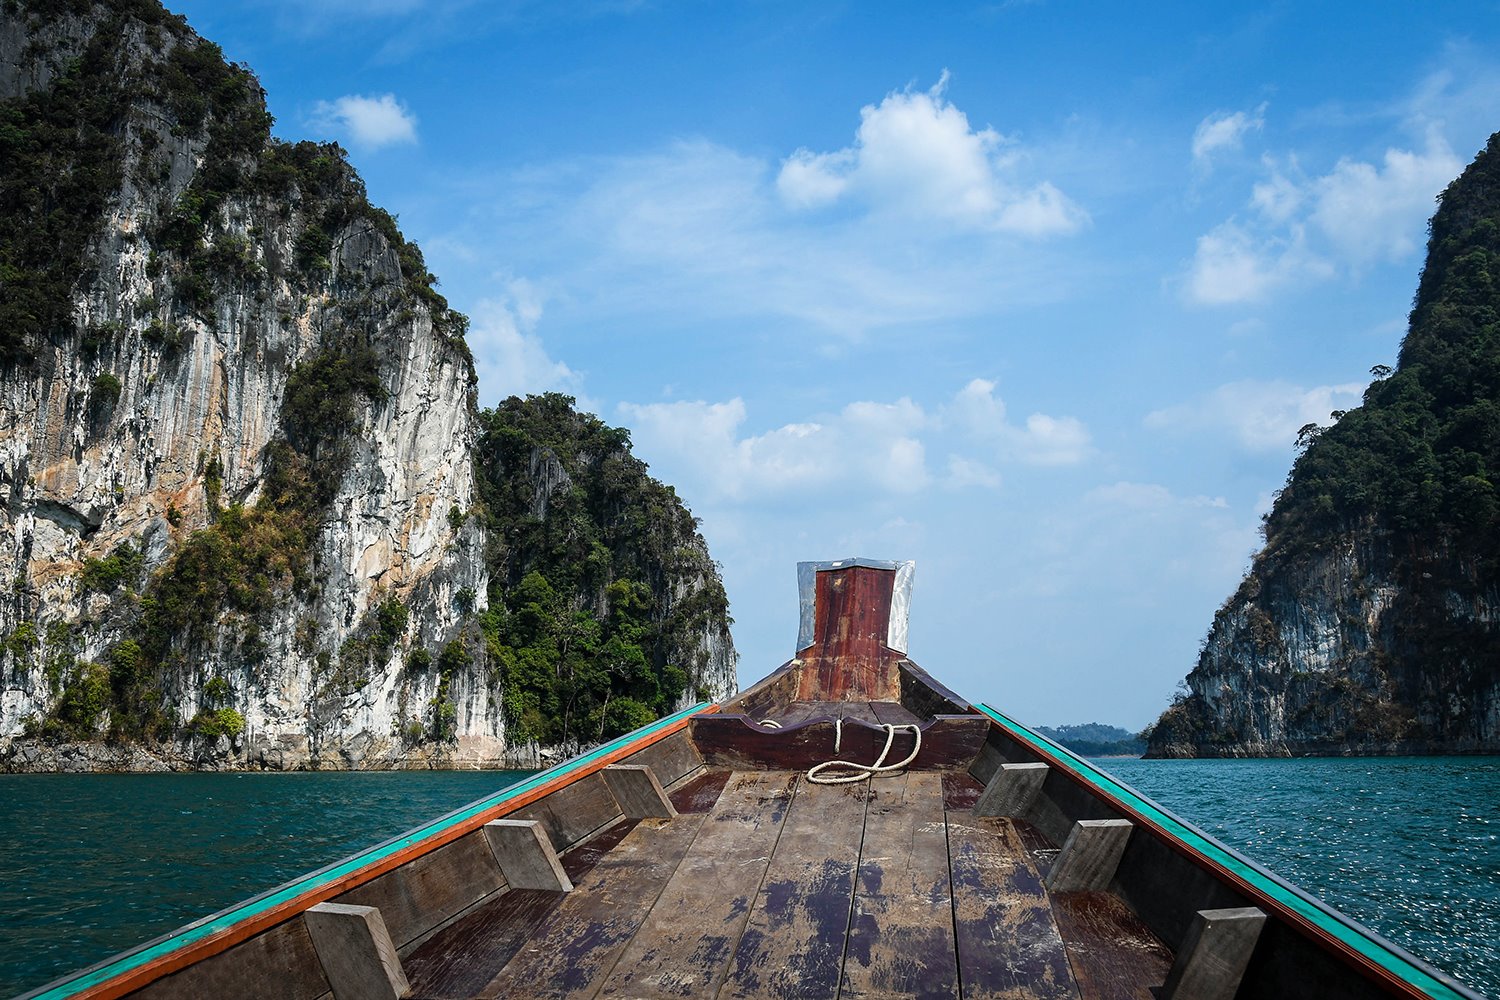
top-left (303, 902), bottom-right (410, 1000)
top-left (842, 772), bottom-right (959, 999)
top-left (946, 812), bottom-right (1077, 999)
top-left (483, 819), bottom-right (573, 892)
top-left (1160, 906), bottom-right (1266, 1000)
top-left (1046, 818), bottom-right (1132, 893)
top-left (603, 764), bottom-right (677, 819)
top-left (973, 762), bottom-right (1048, 818)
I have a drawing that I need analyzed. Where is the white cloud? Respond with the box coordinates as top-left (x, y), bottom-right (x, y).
top-left (945, 455), bottom-right (1002, 490)
top-left (467, 281), bottom-right (577, 405)
top-left (1191, 104), bottom-right (1267, 168)
top-left (1185, 221), bottom-right (1331, 305)
top-left (1309, 132), bottom-right (1463, 264)
top-left (775, 73), bottom-right (1088, 236)
top-left (618, 396), bottom-right (931, 502)
top-left (1186, 130), bottom-right (1462, 304)
top-left (309, 93), bottom-right (418, 149)
top-left (949, 378), bottom-right (1091, 465)
top-left (1145, 379), bottom-right (1366, 452)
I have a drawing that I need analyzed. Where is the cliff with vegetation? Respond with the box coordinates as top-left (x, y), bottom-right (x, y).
top-left (0, 0), bottom-right (735, 771)
top-left (1146, 133), bottom-right (1500, 758)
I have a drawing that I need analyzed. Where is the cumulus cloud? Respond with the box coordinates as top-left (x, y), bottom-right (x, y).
top-left (948, 378), bottom-right (1091, 465)
top-left (309, 93), bottom-right (418, 149)
top-left (1144, 379), bottom-right (1366, 452)
top-left (618, 396), bottom-right (931, 502)
top-left (775, 73), bottom-right (1087, 236)
top-left (467, 280), bottom-right (577, 405)
top-left (1191, 104), bottom-right (1266, 169)
top-left (1185, 129), bottom-right (1462, 305)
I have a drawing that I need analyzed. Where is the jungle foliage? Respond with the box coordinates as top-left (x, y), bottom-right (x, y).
top-left (472, 394), bottom-right (730, 746)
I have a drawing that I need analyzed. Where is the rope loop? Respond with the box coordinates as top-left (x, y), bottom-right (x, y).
top-left (807, 722), bottom-right (922, 784)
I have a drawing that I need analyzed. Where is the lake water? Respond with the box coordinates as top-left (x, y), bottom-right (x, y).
top-left (0, 758), bottom-right (1496, 998)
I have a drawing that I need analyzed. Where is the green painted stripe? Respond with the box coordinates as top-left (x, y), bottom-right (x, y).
top-left (976, 704), bottom-right (1477, 1000)
top-left (24, 703), bottom-right (710, 1000)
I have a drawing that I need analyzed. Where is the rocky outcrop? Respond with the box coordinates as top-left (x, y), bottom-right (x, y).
top-left (0, 1), bottom-right (736, 772)
top-left (0, 1), bottom-right (492, 768)
top-left (1147, 135), bottom-right (1500, 758)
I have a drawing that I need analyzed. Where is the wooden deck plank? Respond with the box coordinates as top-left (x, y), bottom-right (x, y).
top-left (868, 701), bottom-right (922, 727)
top-left (947, 812), bottom-right (1080, 1000)
top-left (475, 813), bottom-right (708, 999)
top-left (841, 773), bottom-right (959, 1000)
top-left (404, 818), bottom-right (642, 999)
top-left (718, 777), bottom-right (870, 999)
top-left (668, 769), bottom-right (732, 814)
top-left (596, 771), bottom-right (797, 999)
top-left (942, 771), bottom-right (984, 811)
top-left (1050, 891), bottom-right (1172, 1000)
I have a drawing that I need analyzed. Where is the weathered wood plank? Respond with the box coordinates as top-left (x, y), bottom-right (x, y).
top-left (692, 716), bottom-right (988, 771)
top-left (947, 812), bottom-right (1079, 1000)
top-left (476, 814), bottom-right (709, 999)
top-left (596, 771), bottom-right (796, 999)
top-left (624, 728), bottom-right (704, 788)
top-left (795, 564), bottom-right (902, 702)
top-left (132, 918), bottom-right (330, 1000)
top-left (1050, 891), bottom-right (1173, 1000)
top-left (511, 771), bottom-right (622, 854)
top-left (404, 818), bottom-right (642, 1000)
top-left (869, 700), bottom-right (922, 726)
top-left (842, 772), bottom-right (959, 1000)
top-left (334, 830), bottom-right (505, 950)
top-left (942, 770), bottom-right (984, 811)
top-left (667, 768), bottom-right (732, 814)
top-left (719, 777), bottom-right (869, 999)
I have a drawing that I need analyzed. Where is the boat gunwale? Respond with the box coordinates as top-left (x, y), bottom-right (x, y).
top-left (976, 703), bottom-right (1485, 1000)
top-left (18, 701), bottom-right (718, 1000)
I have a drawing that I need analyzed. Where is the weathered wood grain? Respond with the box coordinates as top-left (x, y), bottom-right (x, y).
top-left (898, 659), bottom-right (971, 717)
top-left (131, 918), bottom-right (330, 1000)
top-left (841, 773), bottom-right (959, 1000)
top-left (869, 700), bottom-right (922, 726)
top-left (1050, 891), bottom-right (1172, 1000)
top-left (624, 728), bottom-right (704, 788)
top-left (796, 565), bottom-right (902, 702)
top-left (667, 769), bottom-right (732, 814)
top-left (476, 814), bottom-right (708, 999)
top-left (719, 777), bottom-right (869, 999)
top-left (947, 812), bottom-right (1080, 1000)
top-left (595, 771), bottom-right (796, 999)
top-left (511, 771), bottom-right (622, 854)
top-left (942, 770), bottom-right (984, 811)
top-left (692, 715), bottom-right (988, 772)
top-left (334, 830), bottom-right (505, 949)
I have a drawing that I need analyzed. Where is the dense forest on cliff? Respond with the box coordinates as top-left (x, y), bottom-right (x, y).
top-left (1146, 133), bottom-right (1500, 756)
top-left (472, 393), bottom-right (733, 746)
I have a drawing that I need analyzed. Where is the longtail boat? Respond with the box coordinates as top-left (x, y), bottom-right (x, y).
top-left (20, 559), bottom-right (1482, 1000)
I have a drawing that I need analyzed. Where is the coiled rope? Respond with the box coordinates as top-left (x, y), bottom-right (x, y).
top-left (807, 720), bottom-right (922, 784)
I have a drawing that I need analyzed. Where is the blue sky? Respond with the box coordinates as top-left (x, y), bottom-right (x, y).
top-left (171, 0), bottom-right (1500, 729)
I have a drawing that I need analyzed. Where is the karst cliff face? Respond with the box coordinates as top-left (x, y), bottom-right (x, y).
top-left (0, 1), bottom-right (736, 770)
top-left (1146, 134), bottom-right (1500, 758)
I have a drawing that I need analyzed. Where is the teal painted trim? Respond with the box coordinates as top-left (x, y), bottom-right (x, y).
top-left (976, 703), bottom-right (1477, 1000)
top-left (24, 703), bottom-right (711, 1000)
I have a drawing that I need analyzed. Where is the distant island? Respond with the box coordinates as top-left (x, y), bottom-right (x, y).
top-left (1035, 723), bottom-right (1145, 757)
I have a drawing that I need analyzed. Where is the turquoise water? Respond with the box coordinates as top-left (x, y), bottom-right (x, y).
top-left (1099, 756), bottom-right (1500, 999)
top-left (0, 760), bottom-right (1496, 998)
top-left (0, 770), bottom-right (529, 997)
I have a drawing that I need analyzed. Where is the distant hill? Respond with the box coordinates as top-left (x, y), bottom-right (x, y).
top-left (1035, 723), bottom-right (1145, 757)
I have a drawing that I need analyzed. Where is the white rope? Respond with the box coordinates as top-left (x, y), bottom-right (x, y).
top-left (807, 722), bottom-right (922, 784)
top-left (834, 716), bottom-right (842, 753)
top-left (757, 719), bottom-right (782, 729)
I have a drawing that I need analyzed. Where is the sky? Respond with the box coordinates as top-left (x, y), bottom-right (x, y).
top-left (169, 0), bottom-right (1500, 731)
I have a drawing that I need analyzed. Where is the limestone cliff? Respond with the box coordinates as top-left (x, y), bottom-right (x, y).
top-left (0, 0), bottom-right (736, 770)
top-left (1146, 134), bottom-right (1500, 758)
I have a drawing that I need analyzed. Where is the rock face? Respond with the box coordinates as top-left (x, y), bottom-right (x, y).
top-left (0, 1), bottom-right (736, 770)
top-left (1146, 135), bottom-right (1500, 758)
